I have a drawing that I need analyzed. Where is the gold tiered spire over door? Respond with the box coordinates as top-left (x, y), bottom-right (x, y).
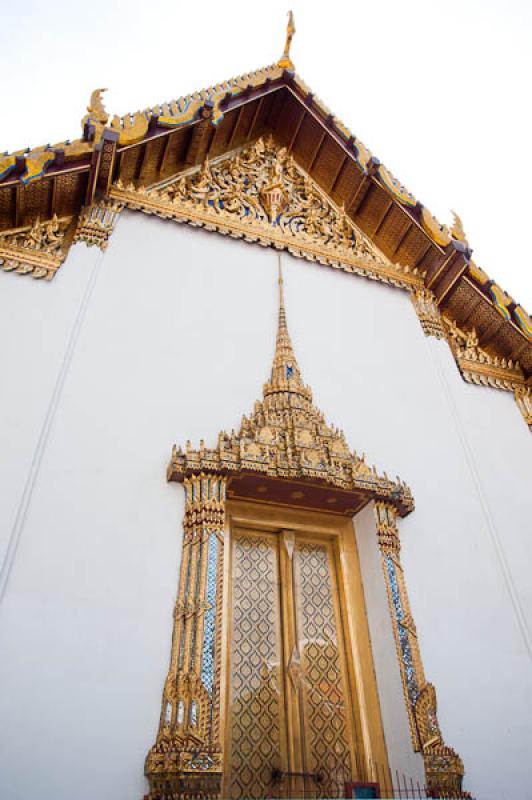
top-left (265, 260), bottom-right (312, 401)
top-left (168, 257), bottom-right (414, 514)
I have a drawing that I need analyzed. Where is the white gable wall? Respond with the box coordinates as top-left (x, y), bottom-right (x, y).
top-left (0, 210), bottom-right (530, 800)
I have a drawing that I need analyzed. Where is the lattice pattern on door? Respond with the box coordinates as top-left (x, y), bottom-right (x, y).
top-left (294, 541), bottom-right (353, 798)
top-left (228, 533), bottom-right (285, 799)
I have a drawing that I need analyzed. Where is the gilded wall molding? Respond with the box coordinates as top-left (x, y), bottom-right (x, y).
top-left (411, 288), bottom-right (445, 339)
top-left (73, 199), bottom-right (124, 250)
top-left (375, 502), bottom-right (471, 799)
top-left (0, 214), bottom-right (74, 280)
top-left (110, 137), bottom-right (424, 292)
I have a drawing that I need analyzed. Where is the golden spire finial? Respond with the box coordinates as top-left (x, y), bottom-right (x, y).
top-left (278, 10), bottom-right (296, 70)
top-left (265, 255), bottom-right (310, 401)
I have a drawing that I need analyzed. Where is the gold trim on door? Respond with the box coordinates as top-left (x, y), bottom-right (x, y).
top-left (222, 501), bottom-right (390, 798)
top-left (225, 529), bottom-right (289, 799)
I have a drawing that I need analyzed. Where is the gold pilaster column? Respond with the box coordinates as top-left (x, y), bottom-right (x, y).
top-left (374, 502), bottom-right (471, 799)
top-left (145, 473), bottom-right (227, 800)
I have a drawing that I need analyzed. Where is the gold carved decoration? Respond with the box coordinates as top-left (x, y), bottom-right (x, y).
top-left (168, 261), bottom-right (414, 515)
top-left (445, 318), bottom-right (525, 391)
top-left (278, 10), bottom-right (296, 70)
top-left (514, 386), bottom-right (532, 430)
top-left (411, 288), bottom-right (445, 339)
top-left (420, 207), bottom-right (452, 248)
top-left (378, 164), bottom-right (417, 208)
top-left (82, 87), bottom-right (109, 128)
top-left (450, 210), bottom-right (468, 246)
top-left (130, 64), bottom-right (284, 133)
top-left (110, 137), bottom-right (423, 291)
top-left (420, 207), bottom-right (470, 251)
top-left (0, 214), bottom-right (73, 280)
top-left (145, 474), bottom-right (226, 799)
top-left (73, 199), bottom-right (124, 250)
top-left (375, 502), bottom-right (471, 799)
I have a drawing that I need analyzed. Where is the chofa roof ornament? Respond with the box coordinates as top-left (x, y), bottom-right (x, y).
top-left (278, 10), bottom-right (296, 70)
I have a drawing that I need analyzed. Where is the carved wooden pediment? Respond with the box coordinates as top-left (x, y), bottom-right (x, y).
top-left (111, 136), bottom-right (423, 291)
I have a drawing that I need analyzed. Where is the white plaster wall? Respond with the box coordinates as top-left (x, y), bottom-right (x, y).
top-left (399, 339), bottom-right (532, 800)
top-left (0, 210), bottom-right (530, 800)
top-left (0, 244), bottom-right (100, 570)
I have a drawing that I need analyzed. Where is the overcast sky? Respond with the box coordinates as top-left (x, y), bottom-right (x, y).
top-left (1, 0), bottom-right (531, 308)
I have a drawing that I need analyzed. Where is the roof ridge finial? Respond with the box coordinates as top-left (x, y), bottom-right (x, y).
top-left (278, 10), bottom-right (296, 71)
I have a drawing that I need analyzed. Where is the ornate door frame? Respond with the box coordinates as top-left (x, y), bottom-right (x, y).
top-left (143, 263), bottom-right (470, 800)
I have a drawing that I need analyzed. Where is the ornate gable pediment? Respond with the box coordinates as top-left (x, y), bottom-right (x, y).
top-left (110, 137), bottom-right (423, 290)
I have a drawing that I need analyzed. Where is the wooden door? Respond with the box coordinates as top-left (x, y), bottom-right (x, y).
top-left (224, 527), bottom-right (356, 799)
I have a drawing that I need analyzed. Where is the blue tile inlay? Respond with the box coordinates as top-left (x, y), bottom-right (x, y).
top-left (386, 556), bottom-right (418, 704)
top-left (201, 533), bottom-right (219, 695)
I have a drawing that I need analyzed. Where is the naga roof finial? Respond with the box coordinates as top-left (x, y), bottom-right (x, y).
top-left (278, 10), bottom-right (296, 71)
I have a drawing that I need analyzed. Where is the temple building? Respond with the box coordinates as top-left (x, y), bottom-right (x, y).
top-left (0, 14), bottom-right (531, 800)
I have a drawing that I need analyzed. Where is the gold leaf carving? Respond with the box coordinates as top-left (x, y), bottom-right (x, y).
top-left (73, 199), bottom-right (123, 250)
top-left (168, 263), bottom-right (414, 516)
top-left (0, 215), bottom-right (72, 280)
top-left (445, 317), bottom-right (525, 391)
top-left (87, 88), bottom-right (109, 125)
top-left (111, 137), bottom-right (423, 290)
top-left (278, 10), bottom-right (296, 70)
top-left (411, 288), bottom-right (445, 339)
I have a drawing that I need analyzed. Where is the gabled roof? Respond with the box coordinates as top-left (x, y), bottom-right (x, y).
top-left (0, 37), bottom-right (530, 377)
